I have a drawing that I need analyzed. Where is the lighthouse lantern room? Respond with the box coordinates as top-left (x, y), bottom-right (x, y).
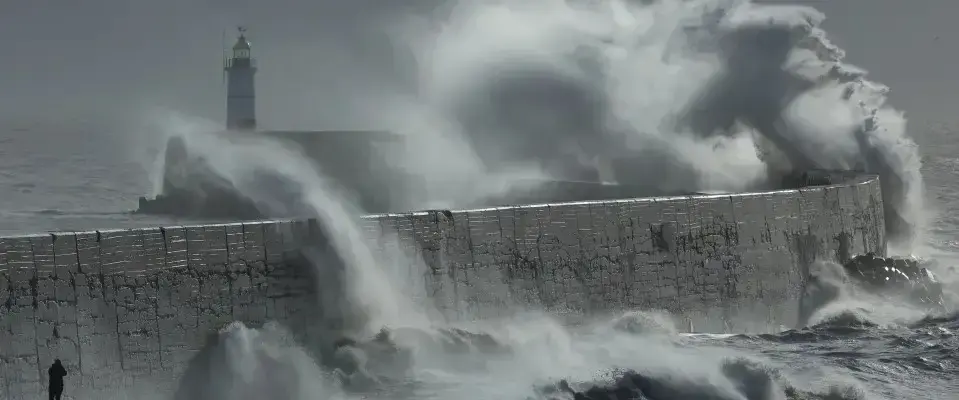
top-left (224, 27), bottom-right (257, 131)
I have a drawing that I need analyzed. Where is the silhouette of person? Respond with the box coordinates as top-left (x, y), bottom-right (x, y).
top-left (48, 359), bottom-right (67, 400)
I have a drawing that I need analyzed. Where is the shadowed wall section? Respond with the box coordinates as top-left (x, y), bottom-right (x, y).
top-left (0, 175), bottom-right (885, 399)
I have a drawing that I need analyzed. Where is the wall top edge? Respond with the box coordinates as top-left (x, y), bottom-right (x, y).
top-left (0, 174), bottom-right (880, 239)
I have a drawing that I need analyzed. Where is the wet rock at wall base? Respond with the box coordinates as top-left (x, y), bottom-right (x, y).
top-left (842, 253), bottom-right (945, 310)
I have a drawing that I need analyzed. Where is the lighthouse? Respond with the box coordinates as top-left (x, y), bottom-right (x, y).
top-left (224, 27), bottom-right (257, 131)
top-left (139, 26), bottom-right (412, 218)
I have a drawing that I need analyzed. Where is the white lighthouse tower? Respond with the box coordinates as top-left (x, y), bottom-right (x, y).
top-left (224, 27), bottom-right (257, 131)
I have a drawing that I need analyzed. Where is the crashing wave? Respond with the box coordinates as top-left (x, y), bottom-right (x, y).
top-left (842, 253), bottom-right (945, 311)
top-left (173, 322), bottom-right (342, 400)
top-left (675, 2), bottom-right (921, 245)
top-left (144, 0), bottom-right (923, 250)
top-left (541, 357), bottom-right (866, 400)
top-left (798, 254), bottom-right (947, 329)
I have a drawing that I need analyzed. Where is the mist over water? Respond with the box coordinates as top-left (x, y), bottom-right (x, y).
top-left (143, 0), bottom-right (948, 399)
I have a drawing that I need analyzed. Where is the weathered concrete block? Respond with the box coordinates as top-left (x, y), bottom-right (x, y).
top-left (185, 225), bottom-right (228, 272)
top-left (155, 269), bottom-right (200, 354)
top-left (99, 230), bottom-right (138, 275)
top-left (74, 231), bottom-right (99, 274)
top-left (141, 228), bottom-right (166, 272)
top-left (185, 226), bottom-right (208, 271)
top-left (52, 233), bottom-right (79, 275)
top-left (194, 271), bottom-right (234, 341)
top-left (224, 223), bottom-right (245, 265)
top-left (262, 222), bottom-right (286, 265)
top-left (30, 235), bottom-right (55, 277)
top-left (0, 237), bottom-right (9, 273)
top-left (240, 222), bottom-right (266, 263)
top-left (202, 225), bottom-right (229, 268)
top-left (582, 202), bottom-right (630, 309)
top-left (2, 236), bottom-right (34, 271)
top-left (408, 211), bottom-right (447, 277)
top-left (161, 226), bottom-right (187, 270)
top-left (4, 356), bottom-right (40, 399)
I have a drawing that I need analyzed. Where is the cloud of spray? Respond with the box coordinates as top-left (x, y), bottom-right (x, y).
top-left (175, 322), bottom-right (346, 400)
top-left (907, 244), bottom-right (959, 307)
top-left (366, 0), bottom-right (770, 204)
top-left (337, 0), bottom-right (924, 245)
top-left (149, 112), bottom-right (753, 398)
top-left (175, 312), bottom-right (872, 399)
top-left (133, 0), bottom-right (925, 245)
top-left (158, 113), bottom-right (432, 337)
top-left (799, 260), bottom-right (936, 328)
top-left (154, 110), bottom-right (876, 400)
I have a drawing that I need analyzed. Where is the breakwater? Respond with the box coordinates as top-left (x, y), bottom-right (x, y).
top-left (0, 174), bottom-right (885, 398)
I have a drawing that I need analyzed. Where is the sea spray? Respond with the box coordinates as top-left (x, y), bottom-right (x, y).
top-left (361, 0), bottom-right (925, 245)
top-left (800, 260), bottom-right (935, 328)
top-left (139, 0), bottom-right (926, 245)
top-left (153, 115), bottom-right (733, 398)
top-left (369, 0), bottom-right (770, 202)
top-left (174, 321), bottom-right (346, 400)
top-left (156, 120), bottom-right (889, 397)
top-left (370, 95), bottom-right (555, 210)
top-left (159, 114), bottom-right (432, 335)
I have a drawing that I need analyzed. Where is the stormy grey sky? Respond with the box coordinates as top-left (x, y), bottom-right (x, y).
top-left (2, 0), bottom-right (435, 130)
top-left (1, 0), bottom-right (956, 130)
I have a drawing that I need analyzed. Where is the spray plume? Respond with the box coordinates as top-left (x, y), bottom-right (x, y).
top-left (148, 1), bottom-right (928, 398)
top-left (145, 0), bottom-right (924, 245)
top-left (280, 0), bottom-right (922, 246)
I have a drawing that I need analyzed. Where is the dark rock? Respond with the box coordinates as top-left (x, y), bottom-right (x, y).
top-left (545, 360), bottom-right (865, 400)
top-left (842, 253), bottom-right (945, 310)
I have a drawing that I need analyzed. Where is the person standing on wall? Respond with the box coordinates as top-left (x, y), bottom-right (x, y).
top-left (48, 359), bottom-right (67, 400)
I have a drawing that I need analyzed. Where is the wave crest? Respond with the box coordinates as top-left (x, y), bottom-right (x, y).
top-left (541, 357), bottom-right (868, 400)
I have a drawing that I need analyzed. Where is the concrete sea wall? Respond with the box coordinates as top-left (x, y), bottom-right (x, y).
top-left (0, 175), bottom-right (885, 398)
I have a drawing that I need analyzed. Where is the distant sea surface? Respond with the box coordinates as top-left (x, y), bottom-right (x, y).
top-left (0, 123), bottom-right (231, 236)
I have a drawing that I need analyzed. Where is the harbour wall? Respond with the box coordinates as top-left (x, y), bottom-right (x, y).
top-left (0, 174), bottom-right (885, 398)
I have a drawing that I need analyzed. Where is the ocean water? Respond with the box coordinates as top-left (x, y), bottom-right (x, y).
top-left (2, 0), bottom-right (958, 399)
